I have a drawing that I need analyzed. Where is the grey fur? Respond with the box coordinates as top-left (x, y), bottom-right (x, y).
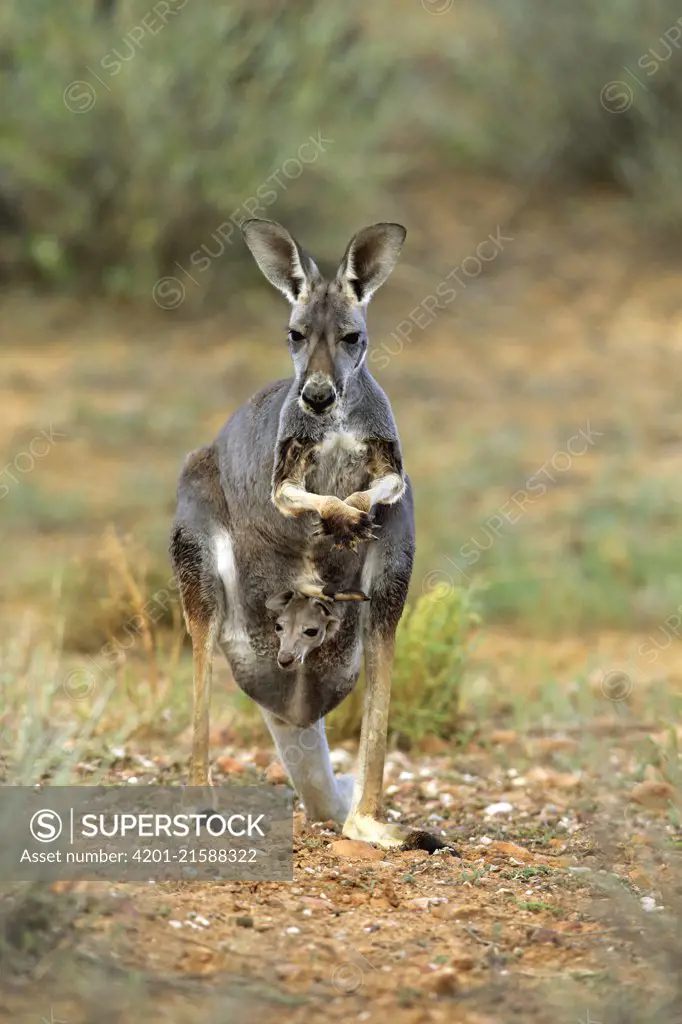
top-left (170, 220), bottom-right (451, 853)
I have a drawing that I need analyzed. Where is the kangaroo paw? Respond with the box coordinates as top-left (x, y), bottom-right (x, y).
top-left (343, 814), bottom-right (458, 854)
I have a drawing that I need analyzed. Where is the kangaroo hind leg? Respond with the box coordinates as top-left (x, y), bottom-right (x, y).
top-left (170, 522), bottom-right (224, 787)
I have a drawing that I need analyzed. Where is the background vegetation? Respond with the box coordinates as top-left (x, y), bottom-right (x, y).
top-left (5, 1), bottom-right (682, 300)
top-left (4, 3), bottom-right (682, 1017)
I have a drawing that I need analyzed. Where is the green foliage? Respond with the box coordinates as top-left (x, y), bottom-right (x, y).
top-left (432, 0), bottom-right (682, 232)
top-left (6, 1), bottom-right (682, 302)
top-left (389, 586), bottom-right (480, 744)
top-left (5, 1), bottom-right (682, 304)
top-left (0, 0), bottom-right (406, 302)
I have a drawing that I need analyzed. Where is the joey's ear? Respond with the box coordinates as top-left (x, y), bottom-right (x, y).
top-left (266, 590), bottom-right (294, 614)
top-left (325, 614), bottom-right (341, 639)
top-left (311, 598), bottom-right (341, 638)
top-left (241, 219), bottom-right (321, 304)
top-left (335, 223), bottom-right (406, 304)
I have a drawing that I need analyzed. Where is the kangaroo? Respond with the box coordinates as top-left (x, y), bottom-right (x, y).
top-left (267, 588), bottom-right (368, 670)
top-left (170, 218), bottom-right (448, 851)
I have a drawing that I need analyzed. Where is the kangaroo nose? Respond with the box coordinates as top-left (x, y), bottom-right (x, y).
top-left (278, 651), bottom-right (296, 669)
top-left (301, 380), bottom-right (336, 414)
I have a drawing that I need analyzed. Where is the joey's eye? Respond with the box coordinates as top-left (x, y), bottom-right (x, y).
top-left (288, 329), bottom-right (305, 343)
top-left (303, 627), bottom-right (319, 638)
top-left (342, 332), bottom-right (361, 345)
top-left (275, 622), bottom-right (283, 632)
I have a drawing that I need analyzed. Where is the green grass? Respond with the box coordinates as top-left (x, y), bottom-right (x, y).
top-left (72, 399), bottom-right (206, 450)
top-left (517, 899), bottom-right (563, 916)
top-left (0, 479), bottom-right (90, 533)
top-left (414, 469), bottom-right (682, 636)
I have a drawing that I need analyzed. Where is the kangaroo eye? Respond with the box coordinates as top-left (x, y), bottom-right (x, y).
top-left (275, 623), bottom-right (283, 632)
top-left (288, 329), bottom-right (305, 343)
top-left (303, 627), bottom-right (319, 638)
top-left (342, 332), bottom-right (360, 345)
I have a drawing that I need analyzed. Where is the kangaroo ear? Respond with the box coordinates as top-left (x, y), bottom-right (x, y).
top-left (241, 219), bottom-right (321, 304)
top-left (266, 590), bottom-right (294, 614)
top-left (336, 223), bottom-right (406, 304)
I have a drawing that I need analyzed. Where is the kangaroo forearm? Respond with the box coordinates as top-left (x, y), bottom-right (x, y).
top-left (345, 439), bottom-right (406, 511)
top-left (345, 470), bottom-right (406, 514)
top-left (272, 437), bottom-right (319, 517)
top-left (273, 480), bottom-right (329, 517)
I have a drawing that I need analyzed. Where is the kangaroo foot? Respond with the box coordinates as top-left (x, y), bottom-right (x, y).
top-left (342, 813), bottom-right (459, 855)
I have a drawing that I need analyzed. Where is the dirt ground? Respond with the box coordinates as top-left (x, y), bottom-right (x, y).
top-left (2, 723), bottom-right (679, 1024)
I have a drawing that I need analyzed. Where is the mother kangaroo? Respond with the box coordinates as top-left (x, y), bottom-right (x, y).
top-left (171, 219), bottom-right (443, 850)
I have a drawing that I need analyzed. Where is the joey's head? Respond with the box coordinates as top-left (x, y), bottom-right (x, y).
top-left (266, 591), bottom-right (340, 671)
top-left (266, 588), bottom-right (369, 671)
top-left (241, 219), bottom-right (406, 418)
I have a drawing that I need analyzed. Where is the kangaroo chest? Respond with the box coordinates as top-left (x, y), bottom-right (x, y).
top-left (307, 429), bottom-right (368, 498)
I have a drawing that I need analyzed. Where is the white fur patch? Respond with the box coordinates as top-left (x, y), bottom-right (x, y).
top-left (318, 429), bottom-right (366, 458)
top-left (360, 544), bottom-right (380, 596)
top-left (214, 531), bottom-right (249, 646)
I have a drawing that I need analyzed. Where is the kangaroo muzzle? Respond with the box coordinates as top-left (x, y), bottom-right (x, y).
top-left (301, 377), bottom-right (337, 415)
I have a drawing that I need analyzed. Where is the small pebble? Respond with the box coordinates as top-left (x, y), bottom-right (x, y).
top-left (427, 969), bottom-right (460, 997)
top-left (484, 801), bottom-right (513, 816)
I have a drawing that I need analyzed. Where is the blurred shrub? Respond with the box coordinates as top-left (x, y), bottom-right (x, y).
top-left (430, 0), bottom-right (682, 233)
top-left (0, 0), bottom-right (407, 304)
top-left (389, 585), bottom-right (479, 745)
top-left (6, 1), bottom-right (682, 302)
top-left (59, 527), bottom-right (179, 655)
top-left (329, 585), bottom-right (480, 744)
